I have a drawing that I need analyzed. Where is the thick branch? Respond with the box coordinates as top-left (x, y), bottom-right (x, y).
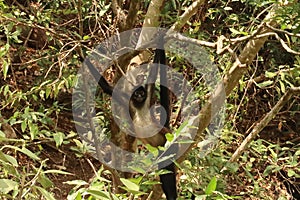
top-left (136, 0), bottom-right (165, 48)
top-left (112, 0), bottom-right (127, 31)
top-left (125, 1), bottom-right (140, 30)
top-left (143, 0), bottom-right (165, 28)
top-left (179, 5), bottom-right (280, 161)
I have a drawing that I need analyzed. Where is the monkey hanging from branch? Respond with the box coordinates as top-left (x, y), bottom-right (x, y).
top-left (84, 34), bottom-right (178, 200)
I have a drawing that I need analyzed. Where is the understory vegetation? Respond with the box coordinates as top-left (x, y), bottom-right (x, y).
top-left (0, 0), bottom-right (299, 199)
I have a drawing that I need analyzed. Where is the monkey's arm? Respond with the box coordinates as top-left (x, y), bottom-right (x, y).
top-left (84, 58), bottom-right (132, 108)
top-left (84, 58), bottom-right (113, 95)
top-left (153, 48), bottom-right (178, 200)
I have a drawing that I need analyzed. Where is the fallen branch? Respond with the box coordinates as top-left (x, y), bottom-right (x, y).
top-left (229, 87), bottom-right (300, 162)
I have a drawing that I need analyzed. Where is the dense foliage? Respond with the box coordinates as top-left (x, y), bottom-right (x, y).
top-left (0, 0), bottom-right (299, 199)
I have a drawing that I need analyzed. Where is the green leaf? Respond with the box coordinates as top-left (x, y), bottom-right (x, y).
top-left (288, 169), bottom-right (296, 177)
top-left (269, 148), bottom-right (277, 160)
top-left (38, 174), bottom-right (53, 189)
top-left (0, 43), bottom-right (9, 57)
top-left (3, 85), bottom-right (10, 96)
top-left (205, 176), bottom-right (217, 195)
top-left (45, 86), bottom-right (51, 98)
top-left (29, 123), bottom-right (39, 140)
top-left (141, 180), bottom-right (160, 185)
top-left (2, 60), bottom-right (9, 80)
top-left (256, 80), bottom-right (273, 88)
top-left (165, 133), bottom-right (174, 142)
top-left (21, 146), bottom-right (40, 160)
top-left (99, 4), bottom-right (111, 17)
top-left (21, 120), bottom-right (27, 132)
top-left (279, 80), bottom-right (286, 93)
top-left (64, 180), bottom-right (88, 186)
top-left (265, 71), bottom-right (277, 78)
top-left (229, 27), bottom-right (241, 35)
top-left (0, 130), bottom-right (5, 137)
top-left (0, 150), bottom-right (18, 166)
top-left (176, 121), bottom-right (188, 134)
top-left (145, 144), bottom-right (159, 157)
top-left (36, 186), bottom-right (56, 200)
top-left (128, 176), bottom-right (143, 185)
top-left (53, 132), bottom-right (65, 147)
top-left (128, 166), bottom-right (146, 174)
top-left (263, 165), bottom-right (278, 176)
top-left (83, 35), bottom-right (90, 40)
top-left (120, 178), bottom-right (140, 192)
top-left (3, 145), bottom-right (40, 160)
top-left (86, 190), bottom-right (110, 199)
top-left (0, 179), bottom-right (18, 194)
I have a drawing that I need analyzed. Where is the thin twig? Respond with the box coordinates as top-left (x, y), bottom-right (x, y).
top-left (266, 23), bottom-right (300, 38)
top-left (254, 32), bottom-right (300, 55)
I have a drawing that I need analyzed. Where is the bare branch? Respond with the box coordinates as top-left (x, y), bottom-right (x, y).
top-left (166, 33), bottom-right (245, 68)
top-left (167, 32), bottom-right (216, 48)
top-left (143, 0), bottom-right (165, 28)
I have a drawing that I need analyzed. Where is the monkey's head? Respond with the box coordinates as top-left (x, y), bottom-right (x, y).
top-left (131, 86), bottom-right (147, 107)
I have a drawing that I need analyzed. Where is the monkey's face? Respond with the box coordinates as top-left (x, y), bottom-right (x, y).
top-left (132, 87), bottom-right (147, 104)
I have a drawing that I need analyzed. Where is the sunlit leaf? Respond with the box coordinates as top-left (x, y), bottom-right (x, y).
top-left (53, 132), bottom-right (65, 147)
top-left (288, 169), bottom-right (296, 177)
top-left (256, 80), bottom-right (273, 88)
top-left (86, 190), bottom-right (110, 199)
top-left (0, 150), bottom-right (18, 166)
top-left (205, 176), bottom-right (217, 195)
top-left (64, 180), bottom-right (88, 186)
top-left (265, 71), bottom-right (277, 78)
top-left (2, 60), bottom-right (9, 80)
top-left (120, 178), bottom-right (140, 192)
top-left (0, 179), bottom-right (18, 194)
top-left (3, 145), bottom-right (40, 160)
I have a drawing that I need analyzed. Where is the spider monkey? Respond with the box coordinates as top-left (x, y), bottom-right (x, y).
top-left (85, 46), bottom-right (177, 200)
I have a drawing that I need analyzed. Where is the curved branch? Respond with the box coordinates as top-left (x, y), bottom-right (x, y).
top-left (265, 23), bottom-right (300, 38)
top-left (255, 32), bottom-right (300, 55)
